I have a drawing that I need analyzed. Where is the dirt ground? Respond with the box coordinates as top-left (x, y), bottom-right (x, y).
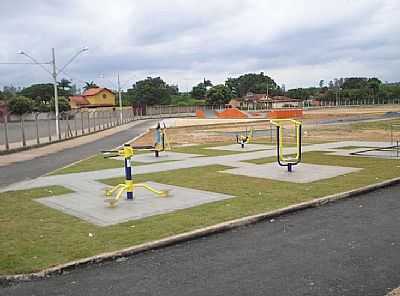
top-left (133, 106), bottom-right (400, 146)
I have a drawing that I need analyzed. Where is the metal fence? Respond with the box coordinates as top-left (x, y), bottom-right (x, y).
top-left (0, 106), bottom-right (196, 153)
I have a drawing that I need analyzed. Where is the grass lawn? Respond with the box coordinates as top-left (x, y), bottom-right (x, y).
top-left (2, 149), bottom-right (400, 275)
top-left (350, 118), bottom-right (400, 130)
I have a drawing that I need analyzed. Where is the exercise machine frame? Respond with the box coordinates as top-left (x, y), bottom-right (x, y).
top-left (270, 119), bottom-right (302, 172)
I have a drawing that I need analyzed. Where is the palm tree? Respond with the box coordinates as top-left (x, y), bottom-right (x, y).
top-left (83, 81), bottom-right (99, 91)
top-left (58, 78), bottom-right (72, 91)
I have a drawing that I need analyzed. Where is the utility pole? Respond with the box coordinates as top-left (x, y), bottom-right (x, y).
top-left (51, 48), bottom-right (60, 139)
top-left (118, 72), bottom-right (123, 124)
top-left (18, 47), bottom-right (88, 140)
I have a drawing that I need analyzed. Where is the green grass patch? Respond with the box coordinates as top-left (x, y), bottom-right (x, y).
top-left (350, 119), bottom-right (400, 131)
top-left (3, 150), bottom-right (400, 275)
top-left (172, 142), bottom-right (249, 156)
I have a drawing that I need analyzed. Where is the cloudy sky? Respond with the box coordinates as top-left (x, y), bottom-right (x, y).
top-left (0, 0), bottom-right (399, 91)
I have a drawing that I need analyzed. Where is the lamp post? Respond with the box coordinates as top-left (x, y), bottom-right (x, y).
top-left (18, 47), bottom-right (88, 139)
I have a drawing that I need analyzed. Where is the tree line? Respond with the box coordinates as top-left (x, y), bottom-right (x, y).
top-left (2, 74), bottom-right (400, 115)
top-left (122, 72), bottom-right (283, 107)
top-left (287, 77), bottom-right (400, 104)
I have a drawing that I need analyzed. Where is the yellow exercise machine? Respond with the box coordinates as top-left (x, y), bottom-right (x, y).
top-left (236, 128), bottom-right (254, 148)
top-left (101, 143), bottom-right (169, 207)
top-left (270, 119), bottom-right (302, 172)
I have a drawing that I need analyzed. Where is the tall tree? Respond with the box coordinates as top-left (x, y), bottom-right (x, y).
top-left (319, 80), bottom-right (324, 88)
top-left (8, 96), bottom-right (34, 115)
top-left (19, 83), bottom-right (54, 105)
top-left (191, 83), bottom-right (207, 100)
top-left (206, 84), bottom-right (232, 105)
top-left (58, 78), bottom-right (72, 92)
top-left (125, 77), bottom-right (172, 106)
top-left (225, 72), bottom-right (279, 97)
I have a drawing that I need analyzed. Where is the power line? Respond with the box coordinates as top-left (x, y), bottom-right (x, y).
top-left (0, 62), bottom-right (51, 65)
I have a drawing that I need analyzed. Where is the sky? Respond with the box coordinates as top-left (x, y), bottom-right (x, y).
top-left (0, 0), bottom-right (399, 91)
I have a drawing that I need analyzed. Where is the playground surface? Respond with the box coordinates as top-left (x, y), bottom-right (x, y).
top-left (2, 135), bottom-right (400, 275)
top-left (2, 110), bottom-right (400, 278)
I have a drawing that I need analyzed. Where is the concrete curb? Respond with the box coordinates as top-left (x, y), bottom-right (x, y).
top-left (1, 176), bottom-right (400, 285)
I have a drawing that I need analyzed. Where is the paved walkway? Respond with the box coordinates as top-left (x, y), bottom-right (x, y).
top-left (3, 182), bottom-right (399, 296)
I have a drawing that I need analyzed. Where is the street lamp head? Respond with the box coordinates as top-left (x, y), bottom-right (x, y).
top-left (17, 50), bottom-right (25, 55)
top-left (81, 47), bottom-right (89, 52)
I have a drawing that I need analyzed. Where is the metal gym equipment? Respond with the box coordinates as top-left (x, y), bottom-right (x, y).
top-left (133, 122), bottom-right (171, 157)
top-left (350, 123), bottom-right (400, 158)
top-left (270, 119), bottom-right (302, 172)
top-left (236, 128), bottom-right (254, 148)
top-left (101, 143), bottom-right (169, 207)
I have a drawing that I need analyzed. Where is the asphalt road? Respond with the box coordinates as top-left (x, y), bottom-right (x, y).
top-left (2, 184), bottom-right (399, 296)
top-left (0, 119), bottom-right (157, 187)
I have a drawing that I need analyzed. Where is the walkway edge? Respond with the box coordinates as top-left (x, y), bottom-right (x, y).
top-left (2, 176), bottom-right (400, 284)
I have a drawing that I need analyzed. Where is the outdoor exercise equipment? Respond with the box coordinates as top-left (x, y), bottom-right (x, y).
top-left (132, 122), bottom-right (171, 157)
top-left (350, 123), bottom-right (400, 158)
top-left (101, 143), bottom-right (169, 207)
top-left (270, 119), bottom-right (302, 172)
top-left (236, 128), bottom-right (254, 148)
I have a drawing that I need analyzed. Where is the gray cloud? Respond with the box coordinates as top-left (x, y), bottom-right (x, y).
top-left (0, 0), bottom-right (399, 90)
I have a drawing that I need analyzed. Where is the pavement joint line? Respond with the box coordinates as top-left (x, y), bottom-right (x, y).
top-left (43, 125), bottom-right (155, 177)
top-left (1, 175), bottom-right (400, 285)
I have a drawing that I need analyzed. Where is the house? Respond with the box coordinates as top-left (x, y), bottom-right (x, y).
top-left (271, 96), bottom-right (300, 108)
top-left (242, 92), bottom-right (274, 110)
top-left (227, 98), bottom-right (242, 108)
top-left (69, 88), bottom-right (116, 109)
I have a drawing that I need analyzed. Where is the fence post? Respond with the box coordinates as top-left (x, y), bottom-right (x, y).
top-left (94, 111), bottom-right (97, 131)
top-left (88, 111), bottom-right (91, 133)
top-left (35, 113), bottom-right (40, 144)
top-left (20, 115), bottom-right (26, 147)
top-left (47, 113), bottom-right (52, 142)
top-left (81, 111), bottom-right (85, 135)
top-left (74, 112), bottom-right (78, 136)
top-left (3, 113), bottom-right (9, 150)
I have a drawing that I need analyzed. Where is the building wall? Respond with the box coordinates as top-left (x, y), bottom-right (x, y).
top-left (86, 90), bottom-right (116, 106)
top-left (272, 101), bottom-right (300, 108)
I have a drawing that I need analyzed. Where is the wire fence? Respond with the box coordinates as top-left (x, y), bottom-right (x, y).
top-left (0, 105), bottom-right (197, 153)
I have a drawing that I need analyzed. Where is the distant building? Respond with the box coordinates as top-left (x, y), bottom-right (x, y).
top-left (227, 98), bottom-right (242, 108)
top-left (69, 88), bottom-right (116, 109)
top-left (242, 92), bottom-right (273, 109)
top-left (271, 96), bottom-right (300, 108)
top-left (240, 92), bottom-right (300, 109)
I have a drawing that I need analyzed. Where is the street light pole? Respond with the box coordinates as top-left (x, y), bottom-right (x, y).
top-left (51, 48), bottom-right (60, 139)
top-left (18, 47), bottom-right (88, 140)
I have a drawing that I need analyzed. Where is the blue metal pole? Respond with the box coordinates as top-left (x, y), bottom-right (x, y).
top-left (125, 157), bottom-right (133, 200)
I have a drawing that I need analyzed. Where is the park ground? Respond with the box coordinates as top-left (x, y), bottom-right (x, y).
top-left (0, 105), bottom-right (399, 290)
